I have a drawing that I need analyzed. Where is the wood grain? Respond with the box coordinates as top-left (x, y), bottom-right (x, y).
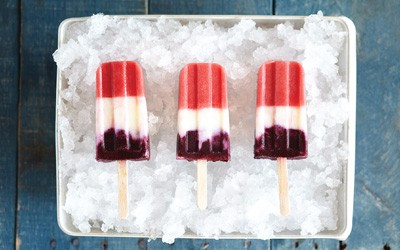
top-left (275, 0), bottom-right (400, 249)
top-left (0, 0), bottom-right (19, 249)
top-left (17, 1), bottom-right (146, 249)
top-left (149, 0), bottom-right (272, 14)
top-left (272, 239), bottom-right (341, 249)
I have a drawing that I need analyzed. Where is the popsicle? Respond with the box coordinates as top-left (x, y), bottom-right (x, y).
top-left (177, 63), bottom-right (230, 209)
top-left (254, 61), bottom-right (307, 215)
top-left (96, 61), bottom-right (150, 218)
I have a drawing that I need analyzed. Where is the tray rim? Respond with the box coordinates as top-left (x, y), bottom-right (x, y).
top-left (55, 14), bottom-right (356, 241)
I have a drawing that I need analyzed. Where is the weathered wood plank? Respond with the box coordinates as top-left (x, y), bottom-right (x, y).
top-left (17, 1), bottom-right (146, 249)
top-left (147, 238), bottom-right (172, 249)
top-left (0, 0), bottom-right (19, 249)
top-left (272, 239), bottom-right (340, 249)
top-left (275, 0), bottom-right (400, 249)
top-left (56, 237), bottom-right (149, 249)
top-left (224, 239), bottom-right (269, 250)
top-left (149, 0), bottom-right (272, 14)
top-left (148, 238), bottom-right (271, 249)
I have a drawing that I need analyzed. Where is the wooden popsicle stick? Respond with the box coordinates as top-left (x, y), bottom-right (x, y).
top-left (197, 159), bottom-right (208, 210)
top-left (277, 157), bottom-right (289, 216)
top-left (118, 160), bottom-right (128, 219)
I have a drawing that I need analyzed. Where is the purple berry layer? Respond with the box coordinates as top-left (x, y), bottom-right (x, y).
top-left (96, 128), bottom-right (150, 162)
top-left (177, 130), bottom-right (230, 162)
top-left (254, 125), bottom-right (307, 160)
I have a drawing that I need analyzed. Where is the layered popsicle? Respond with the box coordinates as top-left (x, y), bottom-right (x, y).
top-left (177, 63), bottom-right (230, 210)
top-left (96, 60), bottom-right (150, 218)
top-left (254, 61), bottom-right (307, 159)
top-left (96, 61), bottom-right (150, 162)
top-left (254, 61), bottom-right (307, 216)
top-left (177, 63), bottom-right (230, 162)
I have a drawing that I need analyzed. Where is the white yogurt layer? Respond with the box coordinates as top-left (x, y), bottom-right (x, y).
top-left (255, 106), bottom-right (307, 137)
top-left (96, 96), bottom-right (149, 138)
top-left (178, 108), bottom-right (230, 143)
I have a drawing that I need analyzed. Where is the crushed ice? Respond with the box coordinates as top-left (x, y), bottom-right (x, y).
top-left (53, 12), bottom-right (348, 243)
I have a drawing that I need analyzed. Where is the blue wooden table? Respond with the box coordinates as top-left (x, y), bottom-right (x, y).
top-left (1, 0), bottom-right (399, 249)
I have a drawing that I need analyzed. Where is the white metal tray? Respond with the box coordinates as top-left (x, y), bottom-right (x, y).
top-left (56, 15), bottom-right (356, 240)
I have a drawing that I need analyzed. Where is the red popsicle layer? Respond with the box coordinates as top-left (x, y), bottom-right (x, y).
top-left (178, 63), bottom-right (228, 109)
top-left (256, 61), bottom-right (305, 107)
top-left (96, 61), bottom-right (145, 98)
